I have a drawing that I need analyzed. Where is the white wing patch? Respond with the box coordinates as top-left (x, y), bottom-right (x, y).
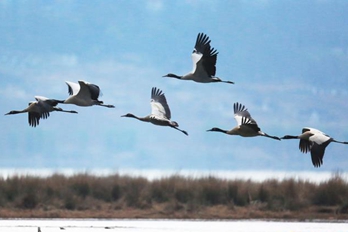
top-left (34, 96), bottom-right (49, 101)
top-left (66, 81), bottom-right (81, 95)
top-left (234, 114), bottom-right (244, 126)
top-left (191, 52), bottom-right (203, 73)
top-left (309, 132), bottom-right (331, 145)
top-left (303, 127), bottom-right (325, 135)
top-left (151, 100), bottom-right (167, 119)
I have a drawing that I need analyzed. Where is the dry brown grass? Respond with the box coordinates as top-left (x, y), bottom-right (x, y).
top-left (0, 173), bottom-right (347, 220)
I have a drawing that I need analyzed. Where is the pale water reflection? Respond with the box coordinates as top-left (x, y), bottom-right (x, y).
top-left (0, 219), bottom-right (347, 232)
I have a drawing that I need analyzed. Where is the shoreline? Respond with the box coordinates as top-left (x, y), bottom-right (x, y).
top-left (0, 205), bottom-right (347, 221)
top-left (1, 218), bottom-right (348, 223)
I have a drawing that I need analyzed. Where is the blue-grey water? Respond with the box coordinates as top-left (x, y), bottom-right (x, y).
top-left (0, 219), bottom-right (347, 232)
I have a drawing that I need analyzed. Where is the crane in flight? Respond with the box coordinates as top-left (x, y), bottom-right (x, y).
top-left (163, 33), bottom-right (234, 84)
top-left (281, 127), bottom-right (348, 167)
top-left (63, 80), bottom-right (115, 108)
top-left (207, 102), bottom-right (280, 140)
top-left (5, 96), bottom-right (78, 127)
top-left (121, 87), bottom-right (188, 136)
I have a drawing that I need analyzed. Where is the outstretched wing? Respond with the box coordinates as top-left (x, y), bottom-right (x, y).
top-left (35, 96), bottom-right (49, 101)
top-left (86, 83), bottom-right (101, 101)
top-left (299, 138), bottom-right (312, 154)
top-left (37, 100), bottom-right (51, 118)
top-left (150, 87), bottom-right (171, 119)
top-left (76, 81), bottom-right (93, 99)
top-left (65, 81), bottom-right (80, 96)
top-left (202, 45), bottom-right (218, 77)
top-left (240, 117), bottom-right (260, 132)
top-left (301, 127), bottom-right (332, 167)
top-left (27, 101), bottom-right (50, 127)
top-left (28, 111), bottom-right (41, 127)
top-left (35, 96), bottom-right (61, 107)
top-left (310, 143), bottom-right (325, 167)
top-left (192, 33), bottom-right (218, 77)
top-left (299, 128), bottom-right (325, 154)
top-left (194, 33), bottom-right (211, 54)
top-left (233, 102), bottom-right (257, 126)
top-left (302, 127), bottom-right (326, 136)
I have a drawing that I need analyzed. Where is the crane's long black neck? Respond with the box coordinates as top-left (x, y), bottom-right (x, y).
top-left (54, 100), bottom-right (65, 104)
top-left (207, 127), bottom-right (228, 134)
top-left (5, 110), bottom-right (26, 115)
top-left (121, 113), bottom-right (148, 122)
top-left (281, 135), bottom-right (299, 139)
top-left (263, 133), bottom-right (281, 140)
top-left (163, 73), bottom-right (183, 79)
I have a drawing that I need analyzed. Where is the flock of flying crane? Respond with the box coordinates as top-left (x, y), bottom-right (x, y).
top-left (5, 33), bottom-right (348, 168)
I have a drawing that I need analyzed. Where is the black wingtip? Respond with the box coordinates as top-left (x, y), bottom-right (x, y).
top-left (233, 102), bottom-right (247, 114)
top-left (151, 87), bottom-right (164, 98)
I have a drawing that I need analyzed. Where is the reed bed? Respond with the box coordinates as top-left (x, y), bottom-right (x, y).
top-left (0, 172), bottom-right (347, 219)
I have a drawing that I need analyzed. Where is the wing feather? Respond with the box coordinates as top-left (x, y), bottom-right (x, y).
top-left (310, 143), bottom-right (325, 167)
top-left (77, 81), bottom-right (93, 99)
top-left (150, 87), bottom-right (171, 119)
top-left (26, 102), bottom-right (43, 127)
top-left (35, 96), bottom-right (61, 107)
top-left (192, 33), bottom-right (218, 77)
top-left (86, 83), bottom-right (101, 100)
top-left (66, 81), bottom-right (80, 96)
top-left (201, 44), bottom-right (218, 77)
top-left (302, 127), bottom-right (325, 135)
top-left (299, 139), bottom-right (312, 153)
top-left (28, 112), bottom-right (40, 127)
top-left (194, 33), bottom-right (211, 54)
top-left (241, 117), bottom-right (260, 132)
top-left (233, 102), bottom-right (256, 126)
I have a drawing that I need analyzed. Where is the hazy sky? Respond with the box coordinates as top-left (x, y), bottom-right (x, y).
top-left (1, 0), bottom-right (348, 173)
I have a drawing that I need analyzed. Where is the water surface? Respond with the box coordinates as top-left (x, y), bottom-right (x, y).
top-left (0, 219), bottom-right (347, 232)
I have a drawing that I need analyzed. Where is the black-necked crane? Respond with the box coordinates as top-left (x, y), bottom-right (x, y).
top-left (5, 96), bottom-right (78, 127)
top-left (63, 80), bottom-right (115, 108)
top-left (281, 127), bottom-right (348, 167)
top-left (163, 33), bottom-right (234, 84)
top-left (207, 102), bottom-right (280, 140)
top-left (121, 87), bottom-right (188, 136)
